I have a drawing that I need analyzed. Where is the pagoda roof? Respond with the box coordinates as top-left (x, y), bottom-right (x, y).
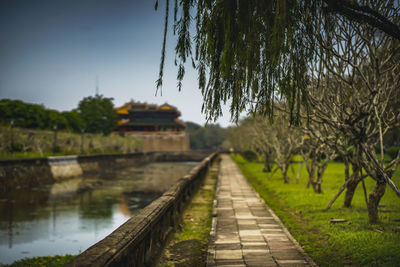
top-left (120, 120), bottom-right (184, 127)
top-left (116, 100), bottom-right (181, 115)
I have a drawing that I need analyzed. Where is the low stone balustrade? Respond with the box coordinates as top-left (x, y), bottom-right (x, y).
top-left (65, 152), bottom-right (217, 267)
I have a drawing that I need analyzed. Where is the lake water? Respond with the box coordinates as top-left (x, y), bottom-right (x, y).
top-left (0, 161), bottom-right (197, 265)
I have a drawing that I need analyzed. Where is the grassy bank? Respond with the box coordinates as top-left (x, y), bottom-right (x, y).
top-left (157, 158), bottom-right (219, 267)
top-left (0, 126), bottom-right (142, 159)
top-left (232, 154), bottom-right (400, 267)
top-left (1, 255), bottom-right (75, 267)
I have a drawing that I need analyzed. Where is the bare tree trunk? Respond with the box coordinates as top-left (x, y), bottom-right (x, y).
top-left (311, 170), bottom-right (321, 193)
top-left (344, 158), bottom-right (350, 183)
top-left (315, 163), bottom-right (329, 194)
top-left (282, 166), bottom-right (289, 183)
top-left (343, 162), bottom-right (362, 207)
top-left (344, 178), bottom-right (360, 207)
top-left (360, 169), bottom-right (369, 207)
top-left (309, 171), bottom-right (316, 190)
top-left (306, 159), bottom-right (316, 189)
top-left (263, 152), bottom-right (272, 172)
top-left (361, 144), bottom-right (400, 199)
top-left (361, 179), bottom-right (369, 207)
top-left (296, 161), bottom-right (305, 184)
top-left (375, 106), bottom-right (384, 169)
top-left (315, 183), bottom-right (322, 194)
top-left (367, 180), bottom-right (386, 223)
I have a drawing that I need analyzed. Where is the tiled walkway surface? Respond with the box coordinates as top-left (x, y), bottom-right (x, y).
top-left (207, 155), bottom-right (316, 267)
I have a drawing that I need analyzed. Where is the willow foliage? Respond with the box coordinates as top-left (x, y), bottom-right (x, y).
top-left (155, 0), bottom-right (399, 123)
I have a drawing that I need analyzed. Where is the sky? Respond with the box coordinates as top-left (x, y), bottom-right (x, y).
top-left (0, 0), bottom-right (234, 127)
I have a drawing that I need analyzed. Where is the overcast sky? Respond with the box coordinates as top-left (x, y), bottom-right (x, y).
top-left (0, 0), bottom-right (234, 127)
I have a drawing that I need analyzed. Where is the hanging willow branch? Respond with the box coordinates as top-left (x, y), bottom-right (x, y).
top-left (155, 0), bottom-right (400, 122)
top-left (155, 0), bottom-right (169, 95)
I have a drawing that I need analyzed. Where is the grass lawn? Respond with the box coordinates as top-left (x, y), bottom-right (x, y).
top-left (232, 154), bottom-right (400, 267)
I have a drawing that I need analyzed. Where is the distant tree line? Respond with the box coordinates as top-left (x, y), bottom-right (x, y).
top-left (0, 95), bottom-right (118, 135)
top-left (0, 98), bottom-right (232, 149)
top-left (185, 122), bottom-right (229, 151)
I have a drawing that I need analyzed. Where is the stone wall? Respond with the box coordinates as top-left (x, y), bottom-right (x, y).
top-left (0, 158), bottom-right (54, 193)
top-left (48, 156), bottom-right (83, 181)
top-left (0, 151), bottom-right (213, 193)
top-left (139, 133), bottom-right (190, 153)
top-left (65, 152), bottom-right (218, 267)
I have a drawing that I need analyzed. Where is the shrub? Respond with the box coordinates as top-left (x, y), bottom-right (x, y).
top-left (387, 146), bottom-right (400, 160)
top-left (240, 150), bottom-right (258, 162)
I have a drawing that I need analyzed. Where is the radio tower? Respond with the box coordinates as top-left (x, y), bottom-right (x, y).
top-left (95, 75), bottom-right (99, 96)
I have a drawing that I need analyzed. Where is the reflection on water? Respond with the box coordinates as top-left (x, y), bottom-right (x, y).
top-left (0, 161), bottom-right (197, 264)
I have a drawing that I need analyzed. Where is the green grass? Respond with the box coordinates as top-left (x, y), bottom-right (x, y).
top-left (232, 154), bottom-right (400, 267)
top-left (1, 255), bottom-right (76, 267)
top-left (0, 152), bottom-right (73, 160)
top-left (375, 153), bottom-right (393, 163)
top-left (0, 126), bottom-right (142, 160)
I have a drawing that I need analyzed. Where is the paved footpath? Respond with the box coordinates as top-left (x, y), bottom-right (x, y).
top-left (207, 155), bottom-right (316, 267)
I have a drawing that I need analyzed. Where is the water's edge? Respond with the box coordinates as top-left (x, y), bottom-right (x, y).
top-left (0, 151), bottom-right (212, 193)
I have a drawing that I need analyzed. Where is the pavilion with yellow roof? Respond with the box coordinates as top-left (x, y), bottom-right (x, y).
top-left (115, 100), bottom-right (186, 135)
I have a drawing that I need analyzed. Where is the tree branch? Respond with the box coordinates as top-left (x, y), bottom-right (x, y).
top-left (323, 0), bottom-right (400, 40)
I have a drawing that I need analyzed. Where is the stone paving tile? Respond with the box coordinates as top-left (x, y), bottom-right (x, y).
top-left (277, 260), bottom-right (308, 266)
top-left (238, 225), bottom-right (259, 230)
top-left (218, 235), bottom-right (239, 240)
top-left (219, 210), bottom-right (236, 217)
top-left (242, 238), bottom-right (267, 244)
top-left (242, 249), bottom-right (270, 257)
top-left (215, 259), bottom-right (246, 266)
top-left (268, 243), bottom-right (297, 250)
top-left (241, 242), bottom-right (268, 246)
top-left (242, 245), bottom-right (270, 251)
top-left (256, 219), bottom-right (277, 224)
top-left (207, 155), bottom-right (316, 267)
top-left (215, 239), bottom-right (241, 244)
top-left (218, 230), bottom-right (238, 235)
top-left (237, 220), bottom-right (257, 225)
top-left (218, 207), bottom-right (233, 210)
top-left (234, 207), bottom-right (249, 210)
top-left (217, 229), bottom-right (238, 234)
top-left (271, 250), bottom-right (305, 260)
top-left (217, 230), bottom-right (238, 235)
top-left (239, 230), bottom-right (262, 236)
top-left (258, 223), bottom-right (281, 228)
top-left (244, 256), bottom-right (277, 267)
top-left (265, 239), bottom-right (289, 243)
top-left (216, 250), bottom-right (243, 260)
top-left (216, 243), bottom-right (242, 250)
top-left (251, 210), bottom-right (270, 215)
top-left (260, 229), bottom-right (283, 233)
